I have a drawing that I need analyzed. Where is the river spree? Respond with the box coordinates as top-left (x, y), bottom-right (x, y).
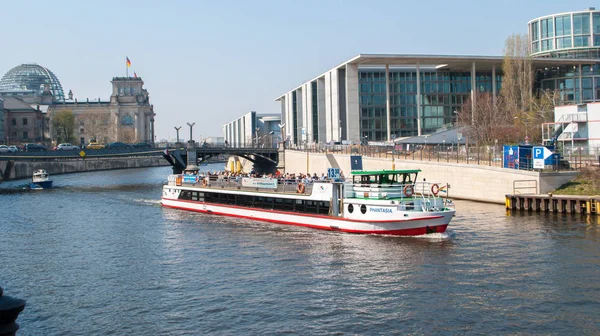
top-left (1, 166), bottom-right (599, 335)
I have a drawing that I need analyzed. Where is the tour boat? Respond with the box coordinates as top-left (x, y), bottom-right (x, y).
top-left (161, 169), bottom-right (455, 236)
top-left (29, 169), bottom-right (53, 189)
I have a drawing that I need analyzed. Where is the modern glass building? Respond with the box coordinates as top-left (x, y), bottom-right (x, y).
top-left (529, 8), bottom-right (600, 104)
top-left (276, 55), bottom-right (589, 145)
top-left (0, 63), bottom-right (65, 102)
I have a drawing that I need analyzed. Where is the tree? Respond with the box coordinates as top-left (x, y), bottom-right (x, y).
top-left (52, 110), bottom-right (76, 144)
top-left (501, 33), bottom-right (558, 144)
top-left (79, 113), bottom-right (110, 143)
top-left (457, 93), bottom-right (517, 145)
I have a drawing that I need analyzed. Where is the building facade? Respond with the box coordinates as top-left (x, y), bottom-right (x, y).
top-left (0, 98), bottom-right (4, 144)
top-left (529, 8), bottom-right (600, 151)
top-left (222, 111), bottom-right (280, 147)
top-left (277, 55), bottom-right (596, 146)
top-left (0, 63), bottom-right (156, 146)
top-left (2, 97), bottom-right (46, 144)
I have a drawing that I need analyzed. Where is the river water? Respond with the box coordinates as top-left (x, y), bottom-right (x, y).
top-left (1, 166), bottom-right (599, 335)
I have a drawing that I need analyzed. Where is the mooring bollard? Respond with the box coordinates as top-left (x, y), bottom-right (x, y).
top-left (0, 287), bottom-right (26, 336)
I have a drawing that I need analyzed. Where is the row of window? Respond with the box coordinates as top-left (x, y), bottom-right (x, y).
top-left (532, 13), bottom-right (600, 41)
top-left (10, 118), bottom-right (29, 126)
top-left (178, 190), bottom-right (331, 215)
top-left (359, 71), bottom-right (495, 82)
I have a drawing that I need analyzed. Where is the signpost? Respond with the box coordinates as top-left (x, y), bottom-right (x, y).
top-left (533, 146), bottom-right (553, 169)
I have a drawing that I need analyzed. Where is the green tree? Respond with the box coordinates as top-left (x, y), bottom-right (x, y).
top-left (52, 110), bottom-right (76, 143)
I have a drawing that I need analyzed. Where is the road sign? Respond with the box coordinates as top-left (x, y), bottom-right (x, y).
top-left (533, 159), bottom-right (544, 169)
top-left (79, 150), bottom-right (86, 158)
top-left (533, 146), bottom-right (553, 160)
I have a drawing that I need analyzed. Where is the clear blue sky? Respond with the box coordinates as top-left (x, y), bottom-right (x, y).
top-left (0, 0), bottom-right (593, 141)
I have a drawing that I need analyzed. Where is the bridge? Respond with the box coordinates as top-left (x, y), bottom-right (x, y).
top-left (0, 145), bottom-right (281, 180)
top-left (163, 146), bottom-right (280, 174)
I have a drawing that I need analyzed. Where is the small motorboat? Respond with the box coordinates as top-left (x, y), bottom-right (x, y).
top-left (29, 169), bottom-right (53, 189)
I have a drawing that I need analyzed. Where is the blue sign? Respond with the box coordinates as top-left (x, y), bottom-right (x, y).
top-left (533, 146), bottom-right (553, 160)
top-left (327, 168), bottom-right (340, 179)
top-left (183, 174), bottom-right (198, 183)
top-left (350, 155), bottom-right (363, 171)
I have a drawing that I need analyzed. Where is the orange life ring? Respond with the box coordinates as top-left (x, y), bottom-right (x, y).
top-left (431, 184), bottom-right (440, 196)
top-left (202, 178), bottom-right (208, 187)
top-left (404, 185), bottom-right (414, 197)
top-left (297, 183), bottom-right (305, 194)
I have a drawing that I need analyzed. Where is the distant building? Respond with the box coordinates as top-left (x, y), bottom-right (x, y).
top-left (0, 98), bottom-right (5, 144)
top-left (222, 111), bottom-right (280, 147)
top-left (2, 96), bottom-right (46, 144)
top-left (0, 63), bottom-right (156, 145)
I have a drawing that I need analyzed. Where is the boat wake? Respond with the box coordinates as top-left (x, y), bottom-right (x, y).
top-left (413, 230), bottom-right (455, 240)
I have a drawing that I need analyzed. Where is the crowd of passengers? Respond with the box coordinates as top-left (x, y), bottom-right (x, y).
top-left (197, 170), bottom-right (346, 184)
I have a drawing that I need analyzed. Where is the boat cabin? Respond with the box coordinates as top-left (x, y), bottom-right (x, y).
top-left (347, 170), bottom-right (421, 200)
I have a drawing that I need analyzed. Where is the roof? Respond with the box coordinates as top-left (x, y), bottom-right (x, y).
top-left (394, 127), bottom-right (467, 145)
top-left (275, 53), bottom-right (600, 100)
top-left (351, 169), bottom-right (421, 175)
top-left (1, 96), bottom-right (37, 111)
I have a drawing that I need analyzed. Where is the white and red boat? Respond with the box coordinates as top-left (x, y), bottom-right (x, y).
top-left (161, 169), bottom-right (455, 236)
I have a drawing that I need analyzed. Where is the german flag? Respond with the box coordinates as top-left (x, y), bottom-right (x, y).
top-left (126, 57), bottom-right (131, 67)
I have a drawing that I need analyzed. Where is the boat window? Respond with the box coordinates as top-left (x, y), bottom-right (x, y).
top-left (348, 204), bottom-right (354, 213)
top-left (360, 204), bottom-right (367, 214)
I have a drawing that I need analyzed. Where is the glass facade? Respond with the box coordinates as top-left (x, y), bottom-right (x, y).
top-left (311, 81), bottom-right (318, 142)
top-left (0, 63), bottom-right (65, 101)
top-left (530, 10), bottom-right (600, 58)
top-left (538, 64), bottom-right (600, 104)
top-left (358, 69), bottom-right (502, 140)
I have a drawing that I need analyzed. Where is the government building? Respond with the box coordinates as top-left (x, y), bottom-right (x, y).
top-left (275, 8), bottom-right (600, 150)
top-left (0, 63), bottom-right (156, 146)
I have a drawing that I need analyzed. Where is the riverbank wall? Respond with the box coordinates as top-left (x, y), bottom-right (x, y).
top-left (282, 150), bottom-right (578, 204)
top-left (0, 156), bottom-right (170, 182)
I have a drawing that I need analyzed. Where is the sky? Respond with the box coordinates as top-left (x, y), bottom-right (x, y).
top-left (0, 0), bottom-right (594, 141)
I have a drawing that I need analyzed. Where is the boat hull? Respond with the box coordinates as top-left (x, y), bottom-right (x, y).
top-left (29, 181), bottom-right (53, 189)
top-left (161, 197), bottom-right (453, 236)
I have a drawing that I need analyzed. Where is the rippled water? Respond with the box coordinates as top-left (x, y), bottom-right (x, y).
top-left (1, 166), bottom-right (599, 335)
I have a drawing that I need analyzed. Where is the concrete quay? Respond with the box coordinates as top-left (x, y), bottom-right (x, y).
top-left (0, 156), bottom-right (170, 181)
top-left (277, 150), bottom-right (578, 204)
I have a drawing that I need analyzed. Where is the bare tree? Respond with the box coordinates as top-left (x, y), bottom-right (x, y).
top-left (79, 113), bottom-right (110, 143)
top-left (501, 33), bottom-right (559, 144)
top-left (457, 93), bottom-right (518, 145)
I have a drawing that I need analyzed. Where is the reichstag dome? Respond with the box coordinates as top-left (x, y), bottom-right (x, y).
top-left (0, 63), bottom-right (65, 101)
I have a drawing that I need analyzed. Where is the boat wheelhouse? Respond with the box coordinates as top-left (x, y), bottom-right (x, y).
top-left (29, 169), bottom-right (53, 189)
top-left (161, 169), bottom-right (455, 236)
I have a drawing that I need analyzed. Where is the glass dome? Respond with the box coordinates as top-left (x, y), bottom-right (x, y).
top-left (0, 63), bottom-right (65, 101)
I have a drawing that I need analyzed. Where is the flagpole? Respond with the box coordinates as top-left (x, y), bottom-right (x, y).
top-left (126, 57), bottom-right (129, 78)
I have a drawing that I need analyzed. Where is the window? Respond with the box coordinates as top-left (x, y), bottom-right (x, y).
top-left (121, 115), bottom-right (134, 125)
top-left (541, 18), bottom-right (554, 38)
top-left (555, 15), bottom-right (571, 36)
top-left (573, 13), bottom-right (590, 35)
top-left (23, 131), bottom-right (28, 139)
top-left (556, 36), bottom-right (572, 48)
top-left (531, 21), bottom-right (539, 41)
top-left (22, 118), bottom-right (27, 125)
top-left (11, 118), bottom-right (16, 126)
top-left (574, 35), bottom-right (590, 47)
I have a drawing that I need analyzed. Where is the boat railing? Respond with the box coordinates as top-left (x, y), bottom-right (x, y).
top-left (172, 174), bottom-right (316, 195)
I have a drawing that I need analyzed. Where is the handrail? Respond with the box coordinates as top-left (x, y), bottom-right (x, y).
top-left (512, 180), bottom-right (538, 195)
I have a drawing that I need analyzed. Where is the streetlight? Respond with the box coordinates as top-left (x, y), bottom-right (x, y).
top-left (278, 123), bottom-right (286, 147)
top-left (269, 131), bottom-right (275, 148)
top-left (186, 122), bottom-right (195, 143)
top-left (255, 127), bottom-right (260, 147)
top-left (174, 126), bottom-right (182, 147)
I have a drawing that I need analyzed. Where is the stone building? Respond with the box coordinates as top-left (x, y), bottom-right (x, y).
top-left (0, 63), bottom-right (156, 146)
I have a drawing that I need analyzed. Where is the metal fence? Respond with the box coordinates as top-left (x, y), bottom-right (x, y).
top-left (297, 144), bottom-right (599, 172)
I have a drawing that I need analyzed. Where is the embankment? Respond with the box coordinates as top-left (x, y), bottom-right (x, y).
top-left (283, 150), bottom-right (577, 204)
top-left (0, 156), bottom-right (170, 181)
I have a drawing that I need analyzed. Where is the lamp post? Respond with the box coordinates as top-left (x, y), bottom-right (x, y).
top-left (184, 122), bottom-right (198, 173)
top-left (186, 122), bottom-right (195, 143)
top-left (174, 126), bottom-right (181, 147)
top-left (255, 127), bottom-right (260, 148)
top-left (269, 131), bottom-right (275, 148)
